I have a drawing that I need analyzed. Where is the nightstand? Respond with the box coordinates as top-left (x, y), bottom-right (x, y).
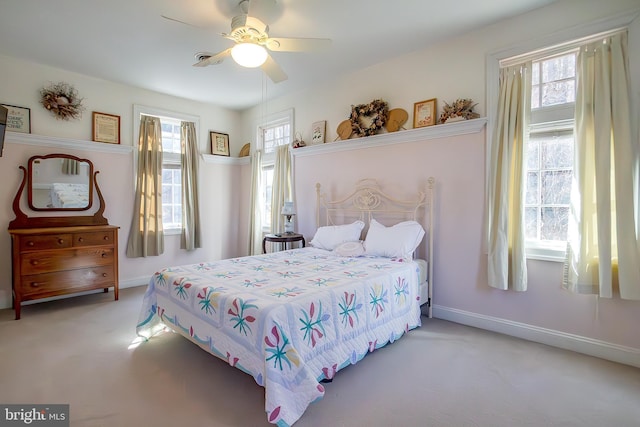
top-left (263, 233), bottom-right (306, 254)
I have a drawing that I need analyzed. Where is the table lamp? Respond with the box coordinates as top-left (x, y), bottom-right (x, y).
top-left (281, 202), bottom-right (296, 234)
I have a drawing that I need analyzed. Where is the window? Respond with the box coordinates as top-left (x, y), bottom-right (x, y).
top-left (257, 109), bottom-right (293, 231)
top-left (492, 47), bottom-right (578, 260)
top-left (525, 52), bottom-right (576, 254)
top-left (488, 17), bottom-right (636, 264)
top-left (160, 118), bottom-right (182, 231)
top-left (133, 105), bottom-right (199, 234)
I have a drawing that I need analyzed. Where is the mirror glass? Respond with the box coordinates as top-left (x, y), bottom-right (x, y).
top-left (28, 154), bottom-right (93, 211)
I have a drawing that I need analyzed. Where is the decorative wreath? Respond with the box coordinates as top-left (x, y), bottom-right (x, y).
top-left (349, 99), bottom-right (388, 137)
top-left (39, 82), bottom-right (85, 120)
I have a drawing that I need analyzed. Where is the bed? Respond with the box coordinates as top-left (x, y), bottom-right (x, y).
top-left (50, 182), bottom-right (89, 208)
top-left (136, 178), bottom-right (434, 426)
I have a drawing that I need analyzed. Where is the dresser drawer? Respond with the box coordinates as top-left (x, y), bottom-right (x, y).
top-left (73, 230), bottom-right (116, 247)
top-left (20, 248), bottom-right (114, 274)
top-left (20, 266), bottom-right (116, 299)
top-left (19, 234), bottom-right (73, 251)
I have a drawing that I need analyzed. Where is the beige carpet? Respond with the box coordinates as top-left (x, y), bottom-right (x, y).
top-left (0, 286), bottom-right (638, 427)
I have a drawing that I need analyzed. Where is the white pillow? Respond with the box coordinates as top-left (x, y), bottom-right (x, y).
top-left (334, 241), bottom-right (365, 257)
top-left (310, 220), bottom-right (365, 251)
top-left (364, 219), bottom-right (425, 259)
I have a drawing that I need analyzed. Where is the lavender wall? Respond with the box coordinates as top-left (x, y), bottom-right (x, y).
top-left (292, 125), bottom-right (640, 355)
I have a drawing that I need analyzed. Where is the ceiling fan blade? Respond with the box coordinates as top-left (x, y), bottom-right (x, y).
top-left (261, 54), bottom-right (287, 83)
top-left (193, 48), bottom-right (232, 67)
top-left (265, 37), bottom-right (332, 53)
top-left (161, 14), bottom-right (209, 28)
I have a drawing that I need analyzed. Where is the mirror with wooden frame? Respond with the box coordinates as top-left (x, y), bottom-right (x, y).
top-left (9, 154), bottom-right (108, 229)
top-left (28, 154), bottom-right (93, 211)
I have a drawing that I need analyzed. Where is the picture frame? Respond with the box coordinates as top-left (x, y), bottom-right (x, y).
top-left (413, 98), bottom-right (437, 128)
top-left (1, 104), bottom-right (31, 133)
top-left (210, 131), bottom-right (230, 156)
top-left (92, 111), bottom-right (120, 144)
top-left (311, 120), bottom-right (326, 144)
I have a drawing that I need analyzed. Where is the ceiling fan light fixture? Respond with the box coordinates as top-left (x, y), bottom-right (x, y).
top-left (231, 43), bottom-right (268, 68)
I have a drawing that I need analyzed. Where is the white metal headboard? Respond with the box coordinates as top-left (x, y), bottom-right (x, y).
top-left (315, 177), bottom-right (435, 317)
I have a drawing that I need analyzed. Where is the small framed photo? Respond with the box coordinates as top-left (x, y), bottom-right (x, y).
top-left (413, 98), bottom-right (437, 128)
top-left (311, 120), bottom-right (326, 144)
top-left (1, 104), bottom-right (31, 133)
top-left (210, 131), bottom-right (230, 156)
top-left (92, 111), bottom-right (120, 144)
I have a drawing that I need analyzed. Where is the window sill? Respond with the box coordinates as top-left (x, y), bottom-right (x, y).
top-left (164, 228), bottom-right (181, 236)
top-left (526, 246), bottom-right (566, 263)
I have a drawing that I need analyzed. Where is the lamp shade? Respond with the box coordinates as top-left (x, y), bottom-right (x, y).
top-left (281, 201), bottom-right (296, 215)
top-left (231, 43), bottom-right (268, 68)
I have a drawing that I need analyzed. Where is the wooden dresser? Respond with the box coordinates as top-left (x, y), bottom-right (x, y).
top-left (9, 225), bottom-right (119, 319)
top-left (8, 153), bottom-right (119, 319)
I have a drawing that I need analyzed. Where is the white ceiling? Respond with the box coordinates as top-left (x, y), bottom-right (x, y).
top-left (0, 0), bottom-right (559, 111)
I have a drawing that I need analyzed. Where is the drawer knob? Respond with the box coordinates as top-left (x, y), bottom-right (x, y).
top-left (27, 241), bottom-right (34, 246)
top-left (102, 273), bottom-right (108, 277)
top-left (30, 282), bottom-right (39, 288)
top-left (58, 239), bottom-right (64, 245)
top-left (78, 237), bottom-right (84, 242)
top-left (101, 253), bottom-right (107, 258)
top-left (31, 260), bottom-right (39, 265)
top-left (103, 236), bottom-right (109, 241)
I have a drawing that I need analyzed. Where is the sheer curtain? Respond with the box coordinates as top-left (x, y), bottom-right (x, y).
top-left (126, 115), bottom-right (164, 257)
top-left (563, 32), bottom-right (640, 300)
top-left (486, 63), bottom-right (530, 291)
top-left (248, 149), bottom-right (263, 255)
top-left (180, 121), bottom-right (201, 251)
top-left (270, 144), bottom-right (293, 235)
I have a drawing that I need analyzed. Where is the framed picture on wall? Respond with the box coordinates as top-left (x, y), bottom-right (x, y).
top-left (92, 111), bottom-right (120, 144)
top-left (311, 120), bottom-right (326, 144)
top-left (1, 104), bottom-right (31, 133)
top-left (210, 131), bottom-right (230, 156)
top-left (413, 98), bottom-right (437, 128)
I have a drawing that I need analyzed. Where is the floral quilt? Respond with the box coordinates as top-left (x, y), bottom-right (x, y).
top-left (137, 247), bottom-right (422, 426)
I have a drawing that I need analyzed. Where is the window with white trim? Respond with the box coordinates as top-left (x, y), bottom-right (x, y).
top-left (134, 105), bottom-right (199, 235)
top-left (525, 52), bottom-right (576, 254)
top-left (257, 109), bottom-right (293, 231)
top-left (494, 47), bottom-right (577, 260)
top-left (160, 118), bottom-right (182, 231)
top-left (488, 16), bottom-right (636, 262)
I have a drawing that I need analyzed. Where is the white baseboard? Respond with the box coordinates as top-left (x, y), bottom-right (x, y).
top-left (0, 277), bottom-right (150, 310)
top-left (433, 305), bottom-right (640, 369)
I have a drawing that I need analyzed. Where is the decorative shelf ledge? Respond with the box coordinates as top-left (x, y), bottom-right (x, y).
top-left (292, 117), bottom-right (487, 158)
top-left (202, 154), bottom-right (250, 165)
top-left (6, 131), bottom-right (133, 154)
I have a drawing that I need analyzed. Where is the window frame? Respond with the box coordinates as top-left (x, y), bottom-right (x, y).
top-left (256, 108), bottom-right (294, 233)
top-left (133, 105), bottom-right (200, 236)
top-left (485, 14), bottom-right (633, 262)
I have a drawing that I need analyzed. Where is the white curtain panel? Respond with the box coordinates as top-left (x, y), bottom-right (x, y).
top-left (486, 64), bottom-right (530, 291)
top-left (248, 149), bottom-right (263, 255)
top-left (180, 121), bottom-right (201, 251)
top-left (563, 32), bottom-right (640, 300)
top-left (126, 115), bottom-right (164, 257)
top-left (270, 144), bottom-right (293, 235)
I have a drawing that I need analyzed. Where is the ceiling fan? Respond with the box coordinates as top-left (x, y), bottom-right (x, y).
top-left (164, 0), bottom-right (331, 83)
